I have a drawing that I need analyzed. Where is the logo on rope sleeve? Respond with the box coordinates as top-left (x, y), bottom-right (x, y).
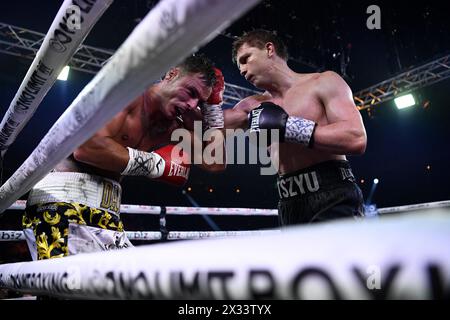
top-left (80, 262), bottom-right (449, 299)
top-left (50, 1), bottom-right (95, 52)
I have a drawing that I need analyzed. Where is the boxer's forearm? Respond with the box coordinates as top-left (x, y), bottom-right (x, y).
top-left (191, 129), bottom-right (226, 172)
top-left (224, 108), bottom-right (248, 130)
top-left (199, 136), bottom-right (226, 172)
top-left (312, 121), bottom-right (366, 155)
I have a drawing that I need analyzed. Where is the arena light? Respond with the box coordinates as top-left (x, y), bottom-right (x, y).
top-left (373, 178), bottom-right (379, 184)
top-left (394, 94), bottom-right (415, 109)
top-left (57, 66), bottom-right (70, 81)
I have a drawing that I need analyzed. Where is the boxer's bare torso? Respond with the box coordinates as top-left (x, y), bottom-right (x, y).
top-left (225, 72), bottom-right (346, 175)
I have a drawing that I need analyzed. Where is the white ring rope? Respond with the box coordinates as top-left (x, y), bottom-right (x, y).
top-left (0, 0), bottom-right (262, 214)
top-left (0, 229), bottom-right (280, 242)
top-left (1, 212), bottom-right (449, 299)
top-left (5, 199), bottom-right (450, 215)
top-left (2, 200), bottom-right (448, 242)
top-left (6, 200), bottom-right (278, 216)
top-left (0, 0), bottom-right (114, 155)
top-left (377, 200), bottom-right (450, 214)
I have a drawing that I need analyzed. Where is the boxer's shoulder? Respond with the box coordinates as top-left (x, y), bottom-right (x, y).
top-left (287, 72), bottom-right (337, 100)
top-left (308, 71), bottom-right (347, 91)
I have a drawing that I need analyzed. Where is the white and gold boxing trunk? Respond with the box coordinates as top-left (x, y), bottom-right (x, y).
top-left (22, 172), bottom-right (133, 260)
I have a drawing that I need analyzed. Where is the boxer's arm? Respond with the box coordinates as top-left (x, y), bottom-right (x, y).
top-left (191, 96), bottom-right (261, 172)
top-left (248, 74), bottom-right (366, 155)
top-left (192, 95), bottom-right (266, 171)
top-left (189, 67), bottom-right (227, 172)
top-left (194, 93), bottom-right (267, 170)
top-left (75, 110), bottom-right (189, 186)
top-left (178, 107), bottom-right (226, 172)
top-left (181, 115), bottom-right (226, 172)
top-left (190, 128), bottom-right (226, 172)
top-left (171, 120), bottom-right (226, 172)
top-left (73, 108), bottom-right (131, 172)
top-left (314, 71), bottom-right (366, 155)
top-left (224, 95), bottom-right (264, 130)
top-left (224, 108), bottom-right (248, 130)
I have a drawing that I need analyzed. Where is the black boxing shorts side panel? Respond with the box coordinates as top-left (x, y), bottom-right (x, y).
top-left (278, 181), bottom-right (364, 225)
top-left (277, 160), bottom-right (365, 226)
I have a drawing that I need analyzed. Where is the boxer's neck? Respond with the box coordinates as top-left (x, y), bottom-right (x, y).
top-left (263, 63), bottom-right (298, 98)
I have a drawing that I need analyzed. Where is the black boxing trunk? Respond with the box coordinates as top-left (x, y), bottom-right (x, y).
top-left (277, 160), bottom-right (365, 225)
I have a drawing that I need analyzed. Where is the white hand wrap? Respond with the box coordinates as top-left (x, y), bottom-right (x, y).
top-left (285, 117), bottom-right (317, 147)
top-left (121, 147), bottom-right (165, 178)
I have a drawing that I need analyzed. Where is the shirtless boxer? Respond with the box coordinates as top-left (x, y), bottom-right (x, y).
top-left (225, 29), bottom-right (367, 225)
top-left (22, 55), bottom-right (226, 260)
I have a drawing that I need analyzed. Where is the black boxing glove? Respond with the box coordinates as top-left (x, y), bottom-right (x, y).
top-left (248, 102), bottom-right (317, 147)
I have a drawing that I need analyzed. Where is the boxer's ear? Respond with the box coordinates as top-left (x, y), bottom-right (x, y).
top-left (266, 42), bottom-right (275, 58)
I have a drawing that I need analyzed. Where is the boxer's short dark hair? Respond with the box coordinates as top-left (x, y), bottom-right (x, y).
top-left (178, 54), bottom-right (216, 87)
top-left (232, 29), bottom-right (288, 63)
